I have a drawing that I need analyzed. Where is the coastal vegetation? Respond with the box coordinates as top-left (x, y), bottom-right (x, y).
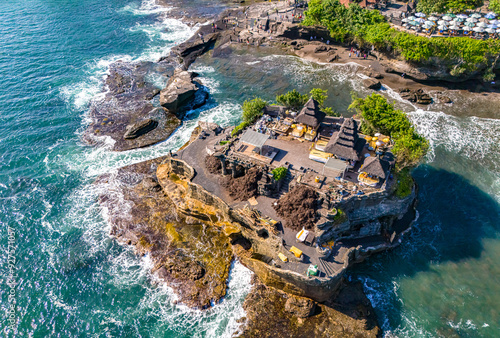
top-left (232, 97), bottom-right (267, 136)
top-left (416, 0), bottom-right (483, 14)
top-left (276, 88), bottom-right (339, 116)
top-left (303, 0), bottom-right (500, 80)
top-left (349, 93), bottom-right (429, 170)
top-left (490, 0), bottom-right (500, 13)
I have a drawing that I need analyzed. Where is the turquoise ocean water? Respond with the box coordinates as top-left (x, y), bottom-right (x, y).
top-left (0, 0), bottom-right (499, 336)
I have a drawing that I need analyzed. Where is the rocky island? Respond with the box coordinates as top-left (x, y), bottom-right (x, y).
top-left (85, 0), bottom-right (500, 336)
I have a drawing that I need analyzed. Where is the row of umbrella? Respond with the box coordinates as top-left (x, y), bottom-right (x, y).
top-left (402, 13), bottom-right (500, 33)
top-left (413, 12), bottom-right (497, 20)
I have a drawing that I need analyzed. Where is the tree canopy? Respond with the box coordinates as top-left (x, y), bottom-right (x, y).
top-left (349, 93), bottom-right (429, 169)
top-left (303, 0), bottom-right (500, 80)
top-left (276, 88), bottom-right (339, 116)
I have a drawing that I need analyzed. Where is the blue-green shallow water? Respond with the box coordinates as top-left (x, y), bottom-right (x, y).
top-left (1, 0), bottom-right (499, 337)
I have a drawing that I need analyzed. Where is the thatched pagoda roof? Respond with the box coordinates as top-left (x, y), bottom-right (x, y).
top-left (362, 156), bottom-right (390, 179)
top-left (295, 98), bottom-right (325, 128)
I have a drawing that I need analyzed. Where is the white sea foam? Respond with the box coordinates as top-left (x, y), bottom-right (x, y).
top-left (138, 259), bottom-right (253, 338)
top-left (120, 0), bottom-right (172, 16)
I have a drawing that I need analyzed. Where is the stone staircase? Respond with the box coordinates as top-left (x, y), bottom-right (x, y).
top-left (276, 168), bottom-right (293, 197)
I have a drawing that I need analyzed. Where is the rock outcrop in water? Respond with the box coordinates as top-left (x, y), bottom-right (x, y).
top-left (237, 277), bottom-right (380, 337)
top-left (159, 69), bottom-right (208, 115)
top-left (96, 155), bottom-right (233, 308)
top-left (83, 60), bottom-right (183, 151)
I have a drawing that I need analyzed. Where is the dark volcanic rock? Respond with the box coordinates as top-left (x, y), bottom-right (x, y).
top-left (327, 54), bottom-right (339, 62)
top-left (123, 118), bottom-right (158, 139)
top-left (83, 60), bottom-right (182, 151)
top-left (399, 88), bottom-right (433, 105)
top-left (172, 32), bottom-right (220, 68)
top-left (160, 69), bottom-right (207, 115)
top-left (363, 78), bottom-right (382, 90)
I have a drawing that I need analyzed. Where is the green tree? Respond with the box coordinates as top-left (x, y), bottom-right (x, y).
top-left (276, 89), bottom-right (308, 110)
top-left (416, 0), bottom-right (447, 14)
top-left (446, 0), bottom-right (483, 12)
top-left (242, 97), bottom-right (267, 123)
top-left (490, 0), bottom-right (500, 13)
top-left (349, 93), bottom-right (428, 169)
top-left (272, 167), bottom-right (288, 181)
top-left (310, 88), bottom-right (328, 106)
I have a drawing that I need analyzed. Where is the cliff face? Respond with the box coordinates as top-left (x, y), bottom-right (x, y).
top-left (159, 155), bottom-right (417, 303)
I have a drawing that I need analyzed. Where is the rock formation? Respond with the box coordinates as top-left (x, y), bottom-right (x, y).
top-left (237, 277), bottom-right (380, 337)
top-left (159, 69), bottom-right (208, 115)
top-left (96, 157), bottom-right (233, 308)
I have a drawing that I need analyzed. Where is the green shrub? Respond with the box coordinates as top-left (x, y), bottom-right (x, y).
top-left (332, 208), bottom-right (347, 224)
top-left (219, 140), bottom-right (230, 145)
top-left (272, 166), bottom-right (288, 181)
top-left (231, 121), bottom-right (250, 137)
top-left (242, 97), bottom-right (267, 124)
top-left (322, 107), bottom-right (340, 117)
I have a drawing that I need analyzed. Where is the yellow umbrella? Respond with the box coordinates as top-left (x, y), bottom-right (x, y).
top-left (372, 136), bottom-right (378, 141)
top-left (383, 137), bottom-right (390, 143)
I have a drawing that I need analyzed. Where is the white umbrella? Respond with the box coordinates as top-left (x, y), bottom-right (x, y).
top-left (437, 25), bottom-right (448, 30)
top-left (407, 16), bottom-right (416, 21)
top-left (416, 12), bottom-right (426, 18)
top-left (457, 14), bottom-right (468, 19)
top-left (485, 28), bottom-right (496, 33)
top-left (477, 22), bottom-right (488, 27)
top-left (449, 25), bottom-right (461, 30)
top-left (471, 13), bottom-right (482, 19)
top-left (438, 20), bottom-right (447, 25)
top-left (424, 20), bottom-right (436, 26)
top-left (464, 22), bottom-right (475, 27)
top-left (428, 16), bottom-right (439, 21)
top-left (452, 17), bottom-right (464, 23)
top-left (497, 28), bottom-right (500, 33)
top-left (473, 26), bottom-right (485, 32)
top-left (488, 24), bottom-right (498, 29)
top-left (442, 15), bottom-right (453, 21)
top-left (416, 18), bottom-right (425, 23)
top-left (491, 20), bottom-right (500, 25)
top-left (485, 13), bottom-right (496, 20)
top-left (487, 12), bottom-right (497, 17)
top-left (423, 23), bottom-right (434, 29)
top-left (466, 17), bottom-right (478, 23)
top-left (402, 18), bottom-right (409, 22)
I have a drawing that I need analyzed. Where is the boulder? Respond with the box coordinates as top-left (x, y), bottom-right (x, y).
top-left (284, 295), bottom-right (317, 318)
top-left (123, 119), bottom-right (158, 139)
top-left (327, 54), bottom-right (339, 62)
top-left (399, 88), bottom-right (432, 104)
top-left (363, 78), bottom-right (382, 90)
top-left (438, 95), bottom-right (452, 104)
top-left (160, 69), bottom-right (203, 115)
top-left (314, 45), bottom-right (328, 53)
